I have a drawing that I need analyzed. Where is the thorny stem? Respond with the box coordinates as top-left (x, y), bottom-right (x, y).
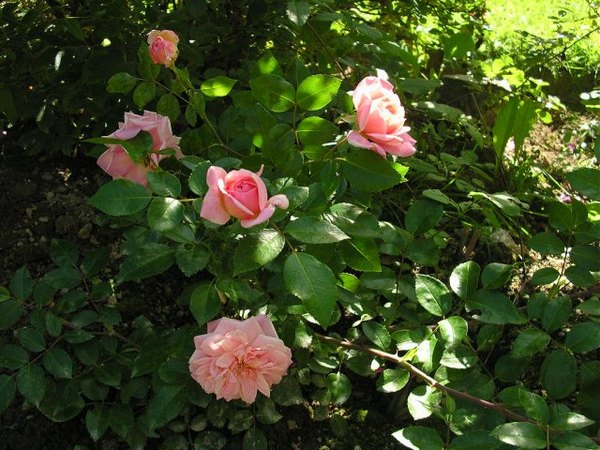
top-left (315, 333), bottom-right (600, 444)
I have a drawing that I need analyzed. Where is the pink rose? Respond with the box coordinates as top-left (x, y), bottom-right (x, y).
top-left (147, 30), bottom-right (179, 67)
top-left (97, 111), bottom-right (183, 186)
top-left (347, 69), bottom-right (416, 158)
top-left (200, 165), bottom-right (289, 228)
top-left (189, 315), bottom-right (293, 404)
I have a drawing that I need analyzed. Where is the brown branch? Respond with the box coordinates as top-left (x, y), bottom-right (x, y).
top-left (315, 333), bottom-right (600, 444)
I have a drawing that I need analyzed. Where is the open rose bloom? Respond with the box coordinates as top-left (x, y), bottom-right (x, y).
top-left (189, 315), bottom-right (293, 404)
top-left (200, 165), bottom-right (289, 228)
top-left (147, 30), bottom-right (179, 67)
top-left (348, 69), bottom-right (416, 158)
top-left (97, 111), bottom-right (183, 186)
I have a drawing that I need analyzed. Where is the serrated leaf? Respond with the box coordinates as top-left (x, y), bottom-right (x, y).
top-left (86, 405), bottom-right (110, 441)
top-left (10, 266), bottom-right (32, 301)
top-left (250, 74), bottom-right (295, 112)
top-left (449, 261), bottom-right (480, 300)
top-left (362, 321), bottom-right (391, 349)
top-left (565, 322), bottom-right (600, 353)
top-left (176, 245), bottom-right (210, 277)
top-left (286, 0), bottom-right (310, 27)
top-left (296, 74), bottom-right (341, 111)
top-left (146, 171), bottom-right (181, 197)
top-left (16, 364), bottom-right (46, 406)
top-left (393, 426), bottom-right (444, 450)
top-left (415, 274), bottom-right (452, 317)
top-left (552, 431), bottom-right (600, 450)
top-left (106, 72), bottom-right (137, 94)
top-left (0, 344), bottom-right (29, 369)
top-left (117, 243), bottom-right (174, 282)
top-left (341, 149), bottom-right (405, 192)
top-left (157, 93), bottom-right (179, 122)
top-left (541, 350), bottom-right (576, 399)
top-left (467, 290), bottom-right (526, 325)
top-left (512, 328), bottom-right (550, 358)
top-left (284, 253), bottom-right (337, 328)
top-left (49, 239), bottom-right (79, 267)
top-left (0, 374), bottom-right (16, 414)
top-left (201, 76), bottom-right (237, 97)
top-left (147, 197), bottom-right (184, 232)
top-left (405, 199), bottom-right (444, 234)
top-left (147, 383), bottom-right (186, 430)
top-left (17, 327), bottom-right (45, 352)
top-left (243, 428), bottom-right (268, 450)
top-left (286, 217), bottom-right (349, 244)
top-left (89, 179), bottom-right (152, 216)
top-left (529, 232), bottom-right (564, 255)
top-left (326, 373), bottom-right (351, 405)
top-left (491, 422), bottom-right (546, 449)
top-left (341, 237), bottom-right (381, 272)
top-left (43, 347), bottom-right (73, 379)
top-left (567, 168), bottom-right (600, 200)
top-left (190, 283), bottom-right (221, 327)
top-left (81, 247), bottom-right (110, 277)
top-left (233, 229), bottom-right (285, 275)
top-left (132, 81), bottom-right (156, 108)
top-left (438, 317), bottom-right (468, 350)
top-left (0, 299), bottom-right (24, 330)
top-left (376, 368), bottom-right (409, 393)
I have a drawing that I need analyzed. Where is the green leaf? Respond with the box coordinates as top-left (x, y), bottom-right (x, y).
top-left (529, 232), bottom-right (564, 255)
top-left (551, 410), bottom-right (595, 431)
top-left (17, 327), bottom-right (45, 352)
top-left (406, 239), bottom-right (440, 266)
top-left (393, 426), bottom-right (444, 450)
top-left (0, 374), bottom-right (16, 415)
top-left (233, 229), bottom-right (285, 275)
top-left (481, 262), bottom-right (513, 289)
top-left (565, 265), bottom-right (595, 287)
top-left (286, 0), bottom-right (310, 27)
top-left (43, 347), bottom-right (73, 379)
top-left (541, 350), bottom-right (576, 399)
top-left (415, 274), bottom-right (452, 317)
top-left (109, 404), bottom-right (134, 439)
top-left (297, 116), bottom-right (338, 149)
top-left (286, 217), bottom-right (349, 244)
top-left (147, 197), bottom-right (184, 232)
top-left (89, 179), bottom-right (152, 216)
top-left (491, 422), bottom-right (546, 449)
top-left (326, 373), bottom-right (351, 405)
top-left (250, 74), bottom-right (295, 112)
top-left (107, 72), bottom-right (137, 94)
top-left (376, 368), bottom-right (409, 393)
top-left (407, 385), bottom-right (442, 420)
top-left (467, 290), bottom-right (526, 325)
top-left (518, 389), bottom-right (549, 423)
top-left (284, 253), bottom-right (337, 328)
top-left (201, 76), bottom-right (237, 97)
top-left (552, 431), bottom-right (600, 450)
top-left (0, 299), bottom-right (23, 330)
top-left (565, 322), bottom-right (600, 353)
top-left (542, 296), bottom-right (571, 333)
top-left (157, 93), bottom-right (180, 123)
top-left (188, 160), bottom-right (212, 196)
top-left (571, 245), bottom-right (600, 271)
top-left (341, 149), bottom-right (406, 192)
top-left (438, 317), bottom-right (468, 350)
top-left (16, 364), bottom-right (46, 407)
top-left (567, 168), bottom-right (600, 200)
top-left (133, 81), bottom-right (156, 108)
top-left (449, 261), bottom-right (480, 301)
top-left (405, 199), bottom-right (444, 234)
top-left (86, 405), bottom-right (110, 441)
top-left (512, 328), bottom-right (550, 358)
top-left (175, 245), bottom-right (209, 277)
top-left (10, 266), bottom-right (32, 301)
top-left (362, 321), bottom-right (391, 349)
top-left (0, 344), bottom-right (29, 369)
top-left (81, 247), bottom-right (110, 277)
top-left (340, 237), bottom-right (381, 272)
top-left (117, 243), bottom-right (174, 282)
top-left (530, 267), bottom-right (560, 285)
top-left (146, 171), bottom-right (181, 197)
top-left (190, 90), bottom-right (206, 116)
top-left (39, 380), bottom-right (84, 422)
top-left (243, 428), bottom-right (268, 450)
top-left (256, 396), bottom-right (283, 424)
top-left (190, 283), bottom-right (221, 327)
top-left (49, 239), bottom-right (79, 267)
top-left (44, 266), bottom-right (82, 289)
top-left (296, 74), bottom-right (341, 111)
top-left (449, 430), bottom-right (502, 449)
top-left (0, 286), bottom-right (10, 302)
top-left (440, 345), bottom-right (478, 369)
top-left (147, 383), bottom-right (186, 430)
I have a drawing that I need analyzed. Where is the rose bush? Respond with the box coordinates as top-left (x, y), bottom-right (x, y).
top-left (147, 29), bottom-right (179, 67)
top-left (189, 315), bottom-right (292, 404)
top-left (96, 110), bottom-right (183, 186)
top-left (347, 70), bottom-right (416, 158)
top-left (200, 165), bottom-right (289, 228)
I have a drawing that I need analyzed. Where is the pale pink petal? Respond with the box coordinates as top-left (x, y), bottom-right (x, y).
top-left (255, 314), bottom-right (278, 338)
top-left (240, 205), bottom-right (275, 228)
top-left (200, 188), bottom-right (230, 225)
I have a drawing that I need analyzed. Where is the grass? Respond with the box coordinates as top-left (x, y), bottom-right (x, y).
top-left (485, 0), bottom-right (600, 75)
